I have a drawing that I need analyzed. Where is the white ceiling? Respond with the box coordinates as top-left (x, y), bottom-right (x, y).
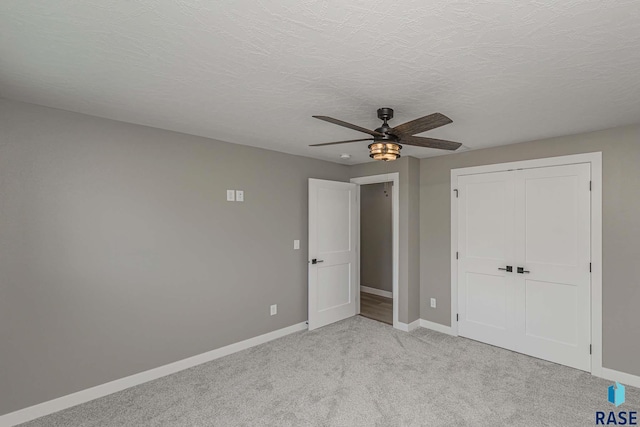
top-left (1, 1), bottom-right (640, 164)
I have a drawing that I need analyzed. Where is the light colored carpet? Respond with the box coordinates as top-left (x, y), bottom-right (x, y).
top-left (20, 316), bottom-right (639, 426)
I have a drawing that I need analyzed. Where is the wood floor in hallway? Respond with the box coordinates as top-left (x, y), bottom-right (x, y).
top-left (359, 292), bottom-right (392, 325)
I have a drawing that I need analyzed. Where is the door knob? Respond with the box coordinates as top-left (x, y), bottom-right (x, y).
top-left (311, 259), bottom-right (324, 265)
top-left (498, 266), bottom-right (513, 272)
top-left (517, 267), bottom-right (530, 274)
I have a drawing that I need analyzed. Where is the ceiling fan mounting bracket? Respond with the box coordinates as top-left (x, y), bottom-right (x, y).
top-left (377, 107), bottom-right (394, 121)
top-left (375, 107), bottom-right (396, 139)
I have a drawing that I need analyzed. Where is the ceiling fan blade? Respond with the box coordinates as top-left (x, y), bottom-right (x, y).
top-left (399, 135), bottom-right (462, 150)
top-left (313, 116), bottom-right (385, 137)
top-left (309, 138), bottom-right (373, 147)
top-left (391, 113), bottom-right (452, 136)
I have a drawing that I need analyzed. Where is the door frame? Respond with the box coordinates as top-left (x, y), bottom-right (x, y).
top-left (351, 173), bottom-right (400, 329)
top-left (450, 152), bottom-right (602, 375)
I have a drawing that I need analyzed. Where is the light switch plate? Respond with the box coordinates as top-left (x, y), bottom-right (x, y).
top-left (430, 298), bottom-right (436, 308)
top-left (270, 304), bottom-right (277, 316)
top-left (236, 190), bottom-right (244, 202)
top-left (226, 190), bottom-right (235, 201)
top-left (293, 240), bottom-right (300, 250)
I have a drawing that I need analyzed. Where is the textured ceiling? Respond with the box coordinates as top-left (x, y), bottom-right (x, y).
top-left (1, 1), bottom-right (640, 164)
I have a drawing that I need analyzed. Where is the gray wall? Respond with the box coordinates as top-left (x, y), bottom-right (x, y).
top-left (419, 124), bottom-right (640, 376)
top-left (350, 156), bottom-right (421, 324)
top-left (3, 96), bottom-right (639, 415)
top-left (360, 183), bottom-right (392, 293)
top-left (0, 99), bottom-right (350, 415)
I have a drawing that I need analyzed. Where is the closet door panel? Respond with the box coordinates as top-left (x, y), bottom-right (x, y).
top-left (514, 164), bottom-right (591, 371)
top-left (457, 172), bottom-right (517, 350)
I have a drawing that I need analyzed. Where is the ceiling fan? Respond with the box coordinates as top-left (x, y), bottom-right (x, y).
top-left (310, 107), bottom-right (461, 161)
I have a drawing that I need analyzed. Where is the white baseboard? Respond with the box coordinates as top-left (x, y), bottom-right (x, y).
top-left (419, 319), bottom-right (456, 336)
top-left (598, 367), bottom-right (640, 389)
top-left (360, 285), bottom-right (393, 299)
top-left (0, 322), bottom-right (308, 427)
top-left (396, 319), bottom-right (420, 332)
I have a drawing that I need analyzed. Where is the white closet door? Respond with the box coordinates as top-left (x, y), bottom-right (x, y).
top-left (457, 163), bottom-right (591, 371)
top-left (514, 164), bottom-right (591, 371)
top-left (457, 171), bottom-right (517, 350)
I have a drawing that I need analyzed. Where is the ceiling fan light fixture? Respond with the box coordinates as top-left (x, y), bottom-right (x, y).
top-left (369, 142), bottom-right (401, 161)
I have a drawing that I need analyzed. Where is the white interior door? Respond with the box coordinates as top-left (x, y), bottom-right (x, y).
top-left (457, 171), bottom-right (517, 350)
top-left (514, 164), bottom-right (591, 371)
top-left (308, 179), bottom-right (357, 331)
top-left (457, 164), bottom-right (591, 371)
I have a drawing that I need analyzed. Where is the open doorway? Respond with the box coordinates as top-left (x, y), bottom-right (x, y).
top-left (351, 173), bottom-right (399, 328)
top-left (359, 182), bottom-right (393, 324)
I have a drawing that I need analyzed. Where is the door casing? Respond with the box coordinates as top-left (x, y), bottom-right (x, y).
top-left (351, 173), bottom-right (400, 330)
top-left (450, 152), bottom-right (602, 375)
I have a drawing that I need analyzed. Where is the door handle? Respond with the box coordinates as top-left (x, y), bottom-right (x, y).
top-left (311, 259), bottom-right (324, 265)
top-left (498, 266), bottom-right (513, 272)
top-left (517, 267), bottom-right (530, 274)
